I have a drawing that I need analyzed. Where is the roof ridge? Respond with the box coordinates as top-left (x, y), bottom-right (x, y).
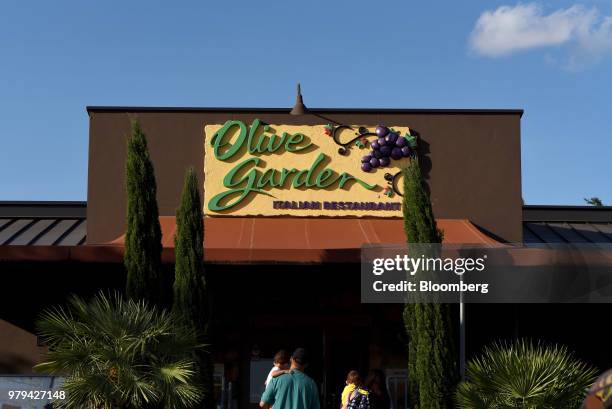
top-left (85, 106), bottom-right (524, 116)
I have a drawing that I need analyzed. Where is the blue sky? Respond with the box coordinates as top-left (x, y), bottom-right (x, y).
top-left (1, 0), bottom-right (611, 205)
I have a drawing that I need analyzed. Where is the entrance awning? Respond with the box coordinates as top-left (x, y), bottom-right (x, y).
top-left (125, 217), bottom-right (499, 263)
top-left (0, 217), bottom-right (499, 264)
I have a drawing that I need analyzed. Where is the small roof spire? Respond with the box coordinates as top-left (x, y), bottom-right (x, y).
top-left (290, 83), bottom-right (307, 115)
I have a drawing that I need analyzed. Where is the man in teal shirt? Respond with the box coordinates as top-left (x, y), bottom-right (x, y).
top-left (260, 348), bottom-right (321, 409)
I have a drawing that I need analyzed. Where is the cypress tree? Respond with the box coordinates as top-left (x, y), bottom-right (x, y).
top-left (173, 167), bottom-right (213, 409)
top-left (402, 156), bottom-right (441, 244)
top-left (402, 157), bottom-right (457, 409)
top-left (124, 120), bottom-right (164, 305)
top-left (173, 167), bottom-right (207, 329)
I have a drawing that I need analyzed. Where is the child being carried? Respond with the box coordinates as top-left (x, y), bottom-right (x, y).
top-left (265, 350), bottom-right (291, 387)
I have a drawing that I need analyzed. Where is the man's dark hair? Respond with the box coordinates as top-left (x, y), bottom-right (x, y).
top-left (291, 347), bottom-right (309, 365)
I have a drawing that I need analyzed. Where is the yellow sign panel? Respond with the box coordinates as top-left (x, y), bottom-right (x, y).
top-left (204, 119), bottom-right (416, 217)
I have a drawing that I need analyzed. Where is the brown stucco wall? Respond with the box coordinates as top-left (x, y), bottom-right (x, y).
top-left (86, 109), bottom-right (522, 244)
top-left (0, 319), bottom-right (46, 374)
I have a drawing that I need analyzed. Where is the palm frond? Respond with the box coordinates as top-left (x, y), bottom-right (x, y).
top-left (35, 291), bottom-right (206, 409)
top-left (456, 339), bottom-right (597, 409)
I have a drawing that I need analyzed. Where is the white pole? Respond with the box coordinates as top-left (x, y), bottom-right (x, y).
top-left (459, 274), bottom-right (466, 380)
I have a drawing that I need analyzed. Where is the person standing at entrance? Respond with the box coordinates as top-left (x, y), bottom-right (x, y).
top-left (260, 348), bottom-right (320, 409)
top-left (364, 369), bottom-right (390, 409)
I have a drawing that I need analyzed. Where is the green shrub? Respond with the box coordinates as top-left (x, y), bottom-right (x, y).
top-left (35, 292), bottom-right (204, 409)
top-left (456, 339), bottom-right (597, 409)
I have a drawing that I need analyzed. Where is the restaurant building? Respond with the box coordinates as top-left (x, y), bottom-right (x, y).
top-left (1, 106), bottom-right (612, 408)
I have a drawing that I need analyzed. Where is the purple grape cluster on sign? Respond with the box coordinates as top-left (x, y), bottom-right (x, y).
top-left (361, 125), bottom-right (413, 172)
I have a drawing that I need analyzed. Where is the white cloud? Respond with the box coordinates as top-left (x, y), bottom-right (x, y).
top-left (469, 3), bottom-right (612, 64)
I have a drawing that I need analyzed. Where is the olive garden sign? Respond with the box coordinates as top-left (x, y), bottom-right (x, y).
top-left (204, 119), bottom-right (417, 217)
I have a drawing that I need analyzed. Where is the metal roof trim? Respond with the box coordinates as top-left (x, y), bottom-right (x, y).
top-left (86, 106), bottom-right (524, 117)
